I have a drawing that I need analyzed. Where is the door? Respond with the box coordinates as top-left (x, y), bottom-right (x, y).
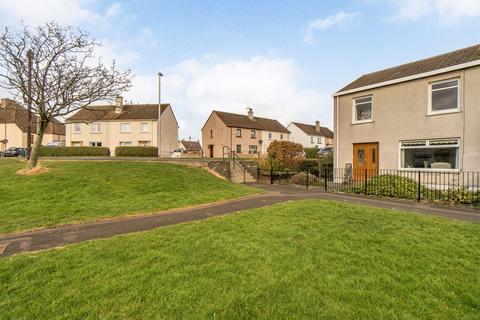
top-left (353, 143), bottom-right (379, 179)
top-left (208, 145), bottom-right (214, 158)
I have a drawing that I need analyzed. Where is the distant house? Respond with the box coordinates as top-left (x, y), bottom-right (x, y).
top-left (287, 121), bottom-right (333, 148)
top-left (201, 108), bottom-right (290, 158)
top-left (0, 98), bottom-right (65, 151)
top-left (66, 96), bottom-right (179, 157)
top-left (178, 139), bottom-right (202, 157)
top-left (334, 44), bottom-right (480, 173)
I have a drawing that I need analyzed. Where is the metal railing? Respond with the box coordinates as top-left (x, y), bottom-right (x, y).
top-left (258, 167), bottom-right (480, 206)
top-left (222, 146), bottom-right (247, 182)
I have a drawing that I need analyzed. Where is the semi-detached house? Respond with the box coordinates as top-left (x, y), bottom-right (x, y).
top-left (333, 44), bottom-right (480, 174)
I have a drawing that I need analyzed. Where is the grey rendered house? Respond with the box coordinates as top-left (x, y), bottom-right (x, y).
top-left (333, 44), bottom-right (480, 175)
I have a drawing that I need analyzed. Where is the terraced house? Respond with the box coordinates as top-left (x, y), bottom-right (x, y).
top-left (66, 97), bottom-right (179, 157)
top-left (334, 44), bottom-right (480, 174)
top-left (201, 108), bottom-right (290, 158)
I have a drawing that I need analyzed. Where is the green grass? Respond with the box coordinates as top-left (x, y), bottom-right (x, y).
top-left (1, 200), bottom-right (479, 319)
top-left (0, 159), bottom-right (260, 234)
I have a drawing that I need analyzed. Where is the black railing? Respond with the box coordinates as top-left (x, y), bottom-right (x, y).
top-left (258, 167), bottom-right (480, 206)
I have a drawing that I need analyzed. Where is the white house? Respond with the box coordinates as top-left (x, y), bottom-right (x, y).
top-left (287, 121), bottom-right (333, 148)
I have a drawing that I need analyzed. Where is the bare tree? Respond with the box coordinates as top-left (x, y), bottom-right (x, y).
top-left (0, 22), bottom-right (132, 169)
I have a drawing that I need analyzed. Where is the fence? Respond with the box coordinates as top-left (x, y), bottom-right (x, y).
top-left (258, 167), bottom-right (480, 206)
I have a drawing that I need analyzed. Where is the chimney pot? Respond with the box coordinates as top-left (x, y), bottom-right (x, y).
top-left (315, 120), bottom-right (320, 132)
top-left (247, 107), bottom-right (254, 120)
top-left (115, 96), bottom-right (123, 113)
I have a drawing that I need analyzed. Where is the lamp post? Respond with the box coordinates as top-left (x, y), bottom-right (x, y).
top-left (157, 72), bottom-right (163, 157)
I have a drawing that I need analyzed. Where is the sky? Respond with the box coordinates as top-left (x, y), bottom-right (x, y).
top-left (0, 0), bottom-right (479, 140)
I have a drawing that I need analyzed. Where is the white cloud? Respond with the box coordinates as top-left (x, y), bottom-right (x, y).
top-left (303, 11), bottom-right (358, 43)
top-left (387, 0), bottom-right (480, 25)
top-left (0, 0), bottom-right (122, 27)
top-left (127, 56), bottom-right (332, 141)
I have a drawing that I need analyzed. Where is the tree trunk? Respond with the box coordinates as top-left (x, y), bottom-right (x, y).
top-left (27, 119), bottom-right (49, 169)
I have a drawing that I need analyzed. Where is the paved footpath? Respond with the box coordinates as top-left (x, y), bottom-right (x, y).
top-left (1, 184), bottom-right (479, 257)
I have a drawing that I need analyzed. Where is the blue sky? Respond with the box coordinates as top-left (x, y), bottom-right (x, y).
top-left (0, 0), bottom-right (479, 139)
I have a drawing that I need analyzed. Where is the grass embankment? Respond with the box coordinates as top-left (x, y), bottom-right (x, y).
top-left (1, 200), bottom-right (479, 319)
top-left (0, 159), bottom-right (260, 234)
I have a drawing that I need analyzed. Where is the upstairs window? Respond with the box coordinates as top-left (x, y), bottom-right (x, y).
top-left (140, 122), bottom-right (149, 133)
top-left (353, 96), bottom-right (372, 123)
top-left (280, 134), bottom-right (283, 140)
top-left (251, 130), bottom-right (256, 139)
top-left (74, 123), bottom-right (81, 133)
top-left (429, 79), bottom-right (459, 114)
top-left (236, 128), bottom-right (242, 137)
top-left (210, 130), bottom-right (213, 139)
top-left (120, 123), bottom-right (131, 133)
top-left (317, 137), bottom-right (322, 144)
top-left (268, 132), bottom-right (272, 139)
top-left (91, 123), bottom-right (101, 133)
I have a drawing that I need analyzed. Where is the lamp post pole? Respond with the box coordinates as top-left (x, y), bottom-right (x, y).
top-left (157, 72), bottom-right (163, 157)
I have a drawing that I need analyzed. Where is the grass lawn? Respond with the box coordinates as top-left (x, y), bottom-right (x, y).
top-left (0, 159), bottom-right (260, 234)
top-left (1, 200), bottom-right (479, 319)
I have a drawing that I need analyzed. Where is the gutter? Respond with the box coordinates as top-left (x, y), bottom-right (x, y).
top-left (333, 59), bottom-right (480, 97)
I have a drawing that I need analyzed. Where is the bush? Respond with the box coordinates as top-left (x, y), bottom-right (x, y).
top-left (291, 172), bottom-right (318, 185)
top-left (115, 146), bottom-right (158, 157)
top-left (299, 159), bottom-right (319, 175)
top-left (39, 146), bottom-right (110, 157)
top-left (267, 141), bottom-right (304, 171)
top-left (304, 147), bottom-right (318, 159)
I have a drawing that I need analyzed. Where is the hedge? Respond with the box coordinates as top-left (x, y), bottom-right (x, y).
top-left (115, 146), bottom-right (158, 157)
top-left (304, 147), bottom-right (319, 159)
top-left (39, 146), bottom-right (110, 157)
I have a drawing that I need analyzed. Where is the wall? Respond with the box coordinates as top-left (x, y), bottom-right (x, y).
top-left (0, 123), bottom-right (23, 150)
top-left (66, 120), bottom-right (158, 154)
top-left (260, 131), bottom-right (289, 154)
top-left (201, 113), bottom-right (232, 158)
top-left (159, 105), bottom-right (179, 157)
top-left (334, 68), bottom-right (480, 172)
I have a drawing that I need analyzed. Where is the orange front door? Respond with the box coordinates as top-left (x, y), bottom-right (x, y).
top-left (353, 143), bottom-right (379, 178)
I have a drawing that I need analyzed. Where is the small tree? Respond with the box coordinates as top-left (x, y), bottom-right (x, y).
top-left (267, 140), bottom-right (305, 170)
top-left (0, 22), bottom-right (133, 169)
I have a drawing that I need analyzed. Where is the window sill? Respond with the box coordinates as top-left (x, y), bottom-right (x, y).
top-left (90, 132), bottom-right (102, 134)
top-left (352, 119), bottom-right (373, 125)
top-left (398, 168), bottom-right (460, 173)
top-left (427, 109), bottom-right (461, 116)
top-left (120, 132), bottom-right (132, 134)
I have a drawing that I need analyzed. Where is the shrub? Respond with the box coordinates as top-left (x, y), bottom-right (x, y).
top-left (39, 146), bottom-right (110, 157)
top-left (299, 159), bottom-right (319, 175)
top-left (115, 146), bottom-right (158, 157)
top-left (291, 172), bottom-right (318, 185)
top-left (267, 141), bottom-right (304, 171)
top-left (304, 147), bottom-right (318, 159)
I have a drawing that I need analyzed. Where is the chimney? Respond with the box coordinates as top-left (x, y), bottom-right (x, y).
top-left (115, 96), bottom-right (123, 113)
top-left (315, 120), bottom-right (320, 132)
top-left (247, 107), bottom-right (254, 120)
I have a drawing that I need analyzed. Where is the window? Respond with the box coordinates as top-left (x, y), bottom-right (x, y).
top-left (89, 141), bottom-right (102, 147)
top-left (138, 141), bottom-right (150, 146)
top-left (353, 96), bottom-right (373, 123)
top-left (429, 79), bottom-right (459, 114)
top-left (268, 132), bottom-right (272, 140)
top-left (310, 136), bottom-right (314, 143)
top-left (236, 128), bottom-right (242, 137)
top-left (119, 141), bottom-right (132, 146)
top-left (317, 137), bottom-right (321, 144)
top-left (251, 130), bottom-right (256, 139)
top-left (74, 123), bottom-right (81, 133)
top-left (248, 145), bottom-right (257, 154)
top-left (236, 144), bottom-right (242, 153)
top-left (280, 134), bottom-right (283, 140)
top-left (400, 138), bottom-right (459, 170)
top-left (90, 123), bottom-right (101, 133)
top-left (140, 122), bottom-right (149, 133)
top-left (120, 123), bottom-right (131, 133)
top-left (210, 130), bottom-right (213, 139)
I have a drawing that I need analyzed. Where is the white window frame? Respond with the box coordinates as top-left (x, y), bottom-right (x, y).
top-left (138, 140), bottom-right (150, 146)
top-left (398, 138), bottom-right (460, 172)
top-left (119, 141), bottom-right (132, 146)
top-left (120, 123), bottom-right (131, 133)
top-left (352, 95), bottom-right (373, 124)
top-left (140, 122), bottom-right (149, 133)
top-left (248, 145), bottom-right (258, 154)
top-left (268, 132), bottom-right (272, 140)
top-left (89, 141), bottom-right (102, 147)
top-left (90, 122), bottom-right (101, 133)
top-left (427, 78), bottom-right (460, 116)
top-left (317, 137), bottom-right (322, 144)
top-left (73, 123), bottom-right (81, 133)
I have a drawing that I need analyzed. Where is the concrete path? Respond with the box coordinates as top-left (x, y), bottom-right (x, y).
top-left (1, 184), bottom-right (479, 257)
